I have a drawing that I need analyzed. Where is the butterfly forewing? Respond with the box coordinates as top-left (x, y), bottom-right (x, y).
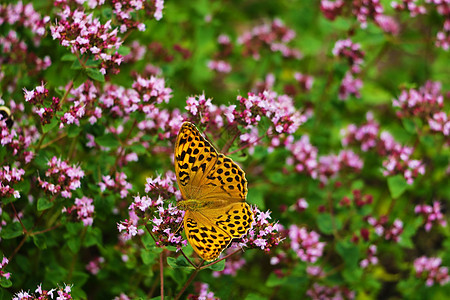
top-left (199, 153), bottom-right (248, 203)
top-left (175, 122), bottom-right (219, 200)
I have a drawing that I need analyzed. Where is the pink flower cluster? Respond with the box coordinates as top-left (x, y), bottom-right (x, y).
top-left (151, 202), bottom-right (186, 249)
top-left (145, 171), bottom-right (181, 199)
top-left (111, 0), bottom-right (147, 32)
top-left (207, 60), bottom-right (232, 73)
top-left (286, 136), bottom-right (364, 183)
top-left (428, 112), bottom-right (450, 136)
top-left (184, 91), bottom-right (309, 155)
top-left (294, 72), bottom-right (314, 92)
top-left (50, 7), bottom-right (124, 75)
top-left (99, 75), bottom-right (173, 118)
top-left (316, 150), bottom-right (364, 183)
top-left (288, 225), bottom-right (325, 263)
top-left (360, 244), bottom-right (378, 268)
top-left (341, 113), bottom-right (425, 184)
top-left (333, 39), bottom-right (365, 100)
top-left (341, 112), bottom-right (379, 151)
top-left (340, 190), bottom-right (373, 207)
top-left (0, 1), bottom-right (49, 36)
top-left (23, 82), bottom-right (62, 125)
top-left (306, 283), bottom-right (355, 300)
top-left (0, 165), bottom-right (25, 199)
top-left (118, 172), bottom-right (184, 246)
top-left (393, 81), bottom-right (449, 136)
top-left (391, 0), bottom-right (426, 17)
top-left (236, 91), bottom-right (308, 134)
top-left (367, 216), bottom-right (404, 242)
top-left (243, 207), bottom-right (282, 253)
top-left (392, 0), bottom-right (450, 49)
top-left (63, 196), bottom-right (95, 226)
top-left (286, 135), bottom-right (318, 176)
top-left (0, 113), bottom-right (35, 164)
top-left (38, 156), bottom-right (85, 199)
top-left (415, 201), bottom-right (447, 231)
top-left (0, 256), bottom-right (11, 280)
top-left (86, 256), bottom-right (105, 275)
top-left (0, 31), bottom-right (51, 78)
top-left (321, 0), bottom-right (399, 35)
top-left (428, 0), bottom-right (450, 50)
top-left (414, 256), bottom-right (450, 286)
top-left (23, 82), bottom-right (49, 105)
top-left (99, 172), bottom-right (132, 199)
top-left (393, 81), bottom-right (444, 118)
top-left (238, 19), bottom-right (302, 60)
top-left (12, 284), bottom-right (73, 300)
top-left (208, 34), bottom-right (233, 73)
top-left (380, 132), bottom-right (425, 184)
top-left (187, 282), bottom-right (219, 300)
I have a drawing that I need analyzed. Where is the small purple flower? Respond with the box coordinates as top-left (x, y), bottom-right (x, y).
top-left (415, 201), bottom-right (447, 231)
top-left (414, 256), bottom-right (450, 286)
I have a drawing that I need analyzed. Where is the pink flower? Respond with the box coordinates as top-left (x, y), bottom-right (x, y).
top-left (414, 256), bottom-right (450, 286)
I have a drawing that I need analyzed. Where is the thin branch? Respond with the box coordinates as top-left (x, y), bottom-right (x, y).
top-left (174, 268), bottom-right (199, 300)
top-left (160, 251), bottom-right (164, 300)
top-left (179, 249), bottom-right (197, 268)
top-left (8, 235), bottom-right (28, 261)
top-left (10, 202), bottom-right (27, 233)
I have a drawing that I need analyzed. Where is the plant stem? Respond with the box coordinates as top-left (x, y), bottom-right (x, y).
top-left (174, 268), bottom-right (199, 300)
top-left (160, 251), bottom-right (164, 300)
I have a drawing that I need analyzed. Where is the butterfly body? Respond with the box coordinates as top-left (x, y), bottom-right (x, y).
top-left (174, 122), bottom-right (254, 261)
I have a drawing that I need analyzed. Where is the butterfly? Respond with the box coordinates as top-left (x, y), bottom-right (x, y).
top-left (0, 106), bottom-right (14, 129)
top-left (174, 122), bottom-right (254, 261)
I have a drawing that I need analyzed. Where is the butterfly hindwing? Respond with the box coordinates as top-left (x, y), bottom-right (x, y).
top-left (184, 210), bottom-right (232, 261)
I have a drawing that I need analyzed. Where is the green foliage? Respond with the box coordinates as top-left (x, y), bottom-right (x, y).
top-left (0, 0), bottom-right (449, 299)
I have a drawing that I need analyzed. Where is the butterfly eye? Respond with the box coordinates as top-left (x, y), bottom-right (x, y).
top-left (0, 106), bottom-right (14, 129)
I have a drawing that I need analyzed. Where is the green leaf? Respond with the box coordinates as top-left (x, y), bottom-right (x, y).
top-left (317, 213), bottom-right (339, 235)
top-left (245, 293), bottom-right (268, 300)
top-left (42, 119), bottom-right (59, 133)
top-left (32, 234), bottom-right (47, 250)
top-left (118, 46), bottom-right (131, 56)
top-left (83, 227), bottom-right (102, 247)
top-left (0, 277), bottom-right (12, 288)
top-left (266, 272), bottom-right (287, 287)
top-left (141, 233), bottom-right (157, 249)
top-left (402, 118), bottom-right (416, 134)
top-left (95, 133), bottom-right (120, 148)
top-left (167, 256), bottom-right (193, 269)
top-left (72, 271), bottom-right (90, 286)
top-left (71, 59), bottom-right (82, 70)
top-left (336, 241), bottom-right (359, 268)
top-left (67, 237), bottom-right (81, 253)
top-left (68, 125), bottom-right (82, 138)
top-left (86, 68), bottom-right (105, 82)
top-left (1, 222), bottom-right (24, 239)
top-left (387, 175), bottom-right (408, 199)
top-left (61, 54), bottom-right (77, 61)
top-left (206, 259), bottom-right (225, 271)
top-left (37, 198), bottom-right (54, 211)
top-left (141, 250), bottom-right (158, 265)
top-left (85, 58), bottom-right (101, 67)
